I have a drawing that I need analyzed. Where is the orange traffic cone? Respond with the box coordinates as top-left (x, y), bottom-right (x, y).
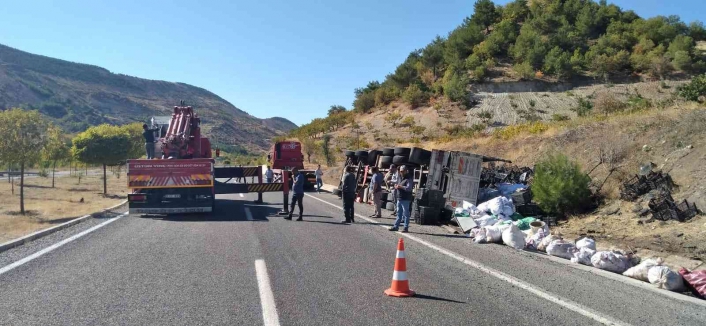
top-left (384, 238), bottom-right (415, 297)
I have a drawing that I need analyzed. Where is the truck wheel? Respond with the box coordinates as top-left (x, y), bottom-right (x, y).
top-left (382, 148), bottom-right (395, 156)
top-left (355, 150), bottom-right (369, 158)
top-left (393, 147), bottom-right (411, 156)
top-left (345, 150), bottom-right (355, 157)
top-left (392, 155), bottom-right (408, 165)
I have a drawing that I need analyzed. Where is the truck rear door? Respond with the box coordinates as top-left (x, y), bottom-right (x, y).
top-left (446, 151), bottom-right (483, 210)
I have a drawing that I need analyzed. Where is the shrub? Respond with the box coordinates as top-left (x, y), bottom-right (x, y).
top-left (529, 99), bottom-right (536, 107)
top-left (572, 97), bottom-right (593, 116)
top-left (400, 116), bottom-right (416, 127)
top-left (593, 93), bottom-right (626, 115)
top-left (476, 111), bottom-right (493, 124)
top-left (678, 74), bottom-right (706, 102)
top-left (551, 114), bottom-right (570, 121)
top-left (513, 62), bottom-right (534, 80)
top-left (443, 70), bottom-right (470, 104)
top-left (627, 94), bottom-right (652, 111)
top-left (374, 87), bottom-right (400, 107)
top-left (402, 84), bottom-right (429, 108)
top-left (492, 121), bottom-right (549, 140)
top-left (671, 51), bottom-right (693, 72)
top-left (532, 153), bottom-right (592, 216)
top-left (353, 91), bottom-right (376, 113)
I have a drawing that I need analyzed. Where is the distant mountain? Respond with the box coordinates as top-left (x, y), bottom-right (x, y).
top-left (0, 44), bottom-right (296, 153)
top-left (262, 117), bottom-right (298, 133)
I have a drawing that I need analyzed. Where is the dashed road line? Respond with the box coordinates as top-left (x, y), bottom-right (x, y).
top-left (255, 259), bottom-right (281, 326)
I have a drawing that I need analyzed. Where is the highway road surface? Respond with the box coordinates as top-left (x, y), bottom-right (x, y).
top-left (1, 190), bottom-right (705, 326)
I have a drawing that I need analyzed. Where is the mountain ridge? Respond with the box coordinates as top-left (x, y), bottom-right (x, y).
top-left (0, 43), bottom-right (297, 153)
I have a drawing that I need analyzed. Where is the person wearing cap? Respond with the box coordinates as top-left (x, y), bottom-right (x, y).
top-left (385, 164), bottom-right (399, 216)
top-left (389, 165), bottom-right (413, 233)
top-left (341, 166), bottom-right (357, 223)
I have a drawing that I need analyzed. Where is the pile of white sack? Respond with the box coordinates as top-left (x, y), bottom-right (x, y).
top-left (531, 235), bottom-right (686, 292)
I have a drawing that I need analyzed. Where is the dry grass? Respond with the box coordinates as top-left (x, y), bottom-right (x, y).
top-left (0, 173), bottom-right (127, 243)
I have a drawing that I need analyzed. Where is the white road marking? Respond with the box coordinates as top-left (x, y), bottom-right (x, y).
top-left (245, 207), bottom-right (254, 221)
top-left (0, 212), bottom-right (128, 276)
top-left (255, 259), bottom-right (281, 326)
top-left (239, 193), bottom-right (245, 198)
top-left (306, 194), bottom-right (631, 326)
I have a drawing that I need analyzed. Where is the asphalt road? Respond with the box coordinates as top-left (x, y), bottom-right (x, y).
top-left (1, 190), bottom-right (705, 326)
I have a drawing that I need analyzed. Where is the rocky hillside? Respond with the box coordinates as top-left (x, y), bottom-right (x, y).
top-left (0, 44), bottom-right (295, 153)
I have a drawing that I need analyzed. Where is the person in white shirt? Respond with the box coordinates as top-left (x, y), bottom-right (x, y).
top-left (265, 166), bottom-right (274, 183)
top-left (315, 165), bottom-right (324, 193)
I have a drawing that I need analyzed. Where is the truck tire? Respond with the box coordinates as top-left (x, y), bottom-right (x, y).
top-left (345, 150), bottom-right (355, 157)
top-left (379, 155), bottom-right (393, 168)
top-left (393, 147), bottom-right (411, 156)
top-left (367, 150), bottom-right (380, 166)
top-left (392, 155), bottom-right (408, 165)
top-left (382, 148), bottom-right (395, 156)
top-left (409, 147), bottom-right (432, 165)
top-left (355, 150), bottom-right (368, 159)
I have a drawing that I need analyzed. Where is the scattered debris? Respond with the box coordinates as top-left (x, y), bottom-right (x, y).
top-left (620, 171), bottom-right (674, 201)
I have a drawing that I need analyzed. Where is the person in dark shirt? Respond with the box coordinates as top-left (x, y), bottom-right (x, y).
top-left (286, 168), bottom-right (305, 221)
top-left (389, 165), bottom-right (413, 233)
top-left (142, 124), bottom-right (159, 159)
top-left (341, 166), bottom-right (357, 223)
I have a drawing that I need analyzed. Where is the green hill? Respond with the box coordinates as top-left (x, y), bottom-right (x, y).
top-left (0, 44), bottom-right (297, 153)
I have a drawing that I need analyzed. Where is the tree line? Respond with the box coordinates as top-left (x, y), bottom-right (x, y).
top-left (350, 0), bottom-right (706, 112)
top-left (0, 108), bottom-right (145, 214)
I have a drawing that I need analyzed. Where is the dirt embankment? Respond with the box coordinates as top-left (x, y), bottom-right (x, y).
top-left (307, 99), bottom-right (706, 262)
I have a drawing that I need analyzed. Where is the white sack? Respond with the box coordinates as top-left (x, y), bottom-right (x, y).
top-left (502, 224), bottom-right (526, 250)
top-left (537, 235), bottom-right (562, 252)
top-left (474, 215), bottom-right (498, 227)
top-left (477, 197), bottom-right (514, 217)
top-left (647, 266), bottom-right (685, 292)
top-left (484, 226), bottom-right (503, 243)
top-left (623, 258), bottom-right (664, 282)
top-left (570, 247), bottom-right (596, 265)
top-left (575, 238), bottom-right (597, 251)
top-left (473, 228), bottom-right (487, 244)
top-left (591, 251), bottom-right (632, 274)
top-left (525, 229), bottom-right (547, 250)
top-left (546, 240), bottom-right (577, 259)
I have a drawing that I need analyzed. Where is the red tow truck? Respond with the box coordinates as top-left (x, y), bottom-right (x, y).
top-left (127, 102), bottom-right (290, 215)
top-left (268, 141), bottom-right (316, 188)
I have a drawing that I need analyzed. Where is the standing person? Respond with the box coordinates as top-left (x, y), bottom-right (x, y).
top-left (341, 166), bottom-right (357, 223)
top-left (142, 124), bottom-right (158, 159)
top-left (389, 165), bottom-right (413, 233)
top-left (286, 168), bottom-right (305, 221)
top-left (385, 164), bottom-right (399, 216)
top-left (265, 166), bottom-right (274, 183)
top-left (368, 167), bottom-right (383, 218)
top-left (315, 165), bottom-right (324, 193)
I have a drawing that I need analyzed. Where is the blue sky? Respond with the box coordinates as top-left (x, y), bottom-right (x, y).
top-left (0, 0), bottom-right (703, 125)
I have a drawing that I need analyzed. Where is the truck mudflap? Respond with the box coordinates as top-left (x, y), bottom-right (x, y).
top-left (128, 188), bottom-right (214, 215)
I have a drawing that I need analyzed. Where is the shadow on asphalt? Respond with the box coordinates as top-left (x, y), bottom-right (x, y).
top-left (413, 294), bottom-right (466, 304)
top-left (142, 199), bottom-right (281, 222)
